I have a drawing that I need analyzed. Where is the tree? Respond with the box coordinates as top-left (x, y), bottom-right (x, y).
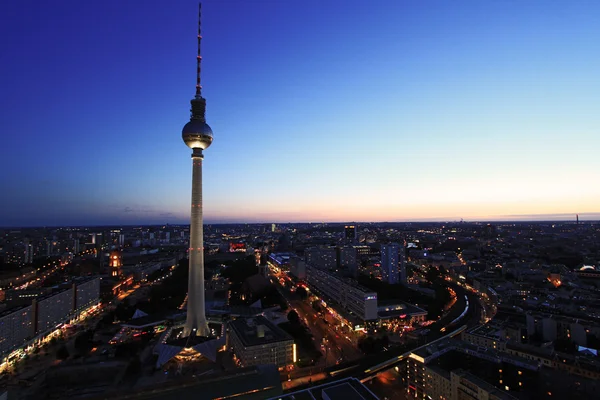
top-left (125, 356), bottom-right (142, 376)
top-left (426, 266), bottom-right (440, 283)
top-left (74, 330), bottom-right (94, 356)
top-left (295, 287), bottom-right (308, 299)
top-left (56, 345), bottom-right (69, 360)
top-left (287, 310), bottom-right (301, 325)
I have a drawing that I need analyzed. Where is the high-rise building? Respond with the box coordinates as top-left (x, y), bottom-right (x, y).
top-left (118, 234), bottom-right (125, 248)
top-left (182, 3), bottom-right (213, 337)
top-left (344, 225), bottom-right (357, 242)
top-left (271, 223), bottom-right (276, 232)
top-left (305, 246), bottom-right (337, 271)
top-left (24, 239), bottom-right (33, 264)
top-left (73, 238), bottom-right (80, 254)
top-left (109, 250), bottom-right (122, 278)
top-left (165, 232), bottom-right (170, 243)
top-left (339, 245), bottom-right (358, 277)
top-left (381, 243), bottom-right (399, 284)
top-left (399, 242), bottom-right (407, 283)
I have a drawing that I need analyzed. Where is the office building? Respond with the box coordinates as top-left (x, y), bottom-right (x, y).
top-left (0, 305), bottom-right (34, 357)
top-left (33, 289), bottom-right (73, 334)
top-left (305, 264), bottom-right (378, 323)
top-left (344, 225), bottom-right (357, 241)
top-left (289, 257), bottom-right (306, 280)
top-left (182, 3), bottom-right (213, 337)
top-left (24, 239), bottom-right (33, 264)
top-left (305, 246), bottom-right (337, 271)
top-left (74, 277), bottom-right (101, 314)
top-left (0, 277), bottom-right (100, 360)
top-left (339, 246), bottom-right (358, 276)
top-left (381, 244), bottom-right (399, 284)
top-left (228, 316), bottom-right (294, 368)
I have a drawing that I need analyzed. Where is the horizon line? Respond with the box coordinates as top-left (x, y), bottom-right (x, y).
top-left (1, 219), bottom-right (598, 230)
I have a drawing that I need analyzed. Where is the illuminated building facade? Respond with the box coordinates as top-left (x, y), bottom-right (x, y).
top-left (109, 250), bottom-right (122, 277)
top-left (344, 225), bottom-right (357, 241)
top-left (0, 277), bottom-right (100, 360)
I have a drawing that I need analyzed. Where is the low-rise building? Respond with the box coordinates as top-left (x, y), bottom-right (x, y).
top-left (228, 316), bottom-right (294, 369)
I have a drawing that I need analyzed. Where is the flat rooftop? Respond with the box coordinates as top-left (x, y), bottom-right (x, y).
top-left (229, 315), bottom-right (293, 347)
top-left (453, 369), bottom-right (518, 400)
top-left (467, 323), bottom-right (505, 339)
top-left (378, 302), bottom-right (426, 319)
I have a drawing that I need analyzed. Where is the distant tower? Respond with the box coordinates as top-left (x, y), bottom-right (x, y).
top-left (109, 250), bottom-right (122, 277)
top-left (182, 3), bottom-right (213, 337)
top-left (576, 214), bottom-right (579, 225)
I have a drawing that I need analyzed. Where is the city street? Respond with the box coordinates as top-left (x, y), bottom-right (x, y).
top-left (270, 267), bottom-right (362, 367)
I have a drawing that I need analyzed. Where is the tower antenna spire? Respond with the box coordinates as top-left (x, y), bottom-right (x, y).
top-left (195, 2), bottom-right (202, 99)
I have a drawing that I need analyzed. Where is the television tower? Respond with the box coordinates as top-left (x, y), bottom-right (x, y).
top-left (182, 2), bottom-right (213, 337)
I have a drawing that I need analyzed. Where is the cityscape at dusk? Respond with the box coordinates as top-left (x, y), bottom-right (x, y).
top-left (2, 0), bottom-right (600, 226)
top-left (2, 1), bottom-right (600, 400)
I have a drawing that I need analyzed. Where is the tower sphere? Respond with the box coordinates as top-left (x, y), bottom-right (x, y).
top-left (182, 120), bottom-right (213, 150)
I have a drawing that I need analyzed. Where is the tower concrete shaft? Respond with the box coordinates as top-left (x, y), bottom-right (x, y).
top-left (183, 149), bottom-right (210, 337)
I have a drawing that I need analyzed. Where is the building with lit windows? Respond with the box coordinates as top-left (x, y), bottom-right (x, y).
top-left (381, 243), bottom-right (399, 284)
top-left (24, 239), bottom-right (33, 264)
top-left (339, 246), bottom-right (358, 276)
top-left (304, 246), bottom-right (337, 271)
top-left (0, 305), bottom-right (33, 357)
top-left (0, 277), bottom-right (100, 362)
top-left (33, 288), bottom-right (73, 334)
top-left (109, 250), bottom-right (122, 277)
top-left (305, 264), bottom-right (378, 322)
top-left (344, 225), bottom-right (357, 241)
top-left (74, 277), bottom-right (101, 315)
top-left (406, 339), bottom-right (539, 400)
top-left (228, 316), bottom-right (294, 369)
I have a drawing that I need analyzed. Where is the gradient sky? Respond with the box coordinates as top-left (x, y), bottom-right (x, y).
top-left (1, 0), bottom-right (600, 227)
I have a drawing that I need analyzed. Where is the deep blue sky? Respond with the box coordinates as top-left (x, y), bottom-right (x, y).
top-left (1, 0), bottom-right (599, 227)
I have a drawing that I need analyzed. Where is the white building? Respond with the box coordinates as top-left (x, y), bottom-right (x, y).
top-left (305, 264), bottom-right (378, 322)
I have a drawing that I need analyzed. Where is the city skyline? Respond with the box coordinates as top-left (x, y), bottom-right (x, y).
top-left (2, 0), bottom-right (600, 227)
